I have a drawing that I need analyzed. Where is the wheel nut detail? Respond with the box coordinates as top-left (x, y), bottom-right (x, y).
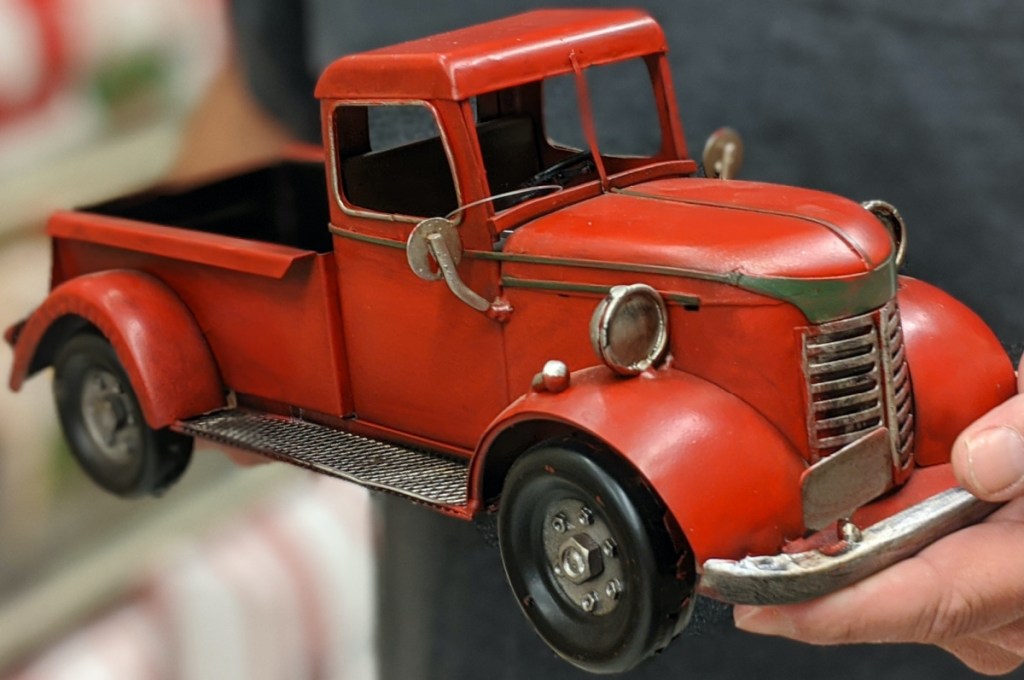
top-left (605, 579), bottom-right (623, 600)
top-left (542, 498), bottom-right (625, 616)
top-left (558, 534), bottom-right (604, 585)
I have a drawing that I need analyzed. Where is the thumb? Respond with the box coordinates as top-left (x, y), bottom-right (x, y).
top-left (952, 394), bottom-right (1024, 502)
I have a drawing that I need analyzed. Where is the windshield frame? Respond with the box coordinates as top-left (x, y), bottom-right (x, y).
top-left (460, 52), bottom-right (693, 236)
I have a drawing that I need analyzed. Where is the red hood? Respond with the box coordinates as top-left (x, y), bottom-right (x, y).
top-left (503, 178), bottom-right (894, 279)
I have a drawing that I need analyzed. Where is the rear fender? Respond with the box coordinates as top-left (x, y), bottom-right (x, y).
top-left (473, 366), bottom-right (807, 564)
top-left (9, 270), bottom-right (224, 428)
top-left (898, 277), bottom-right (1017, 466)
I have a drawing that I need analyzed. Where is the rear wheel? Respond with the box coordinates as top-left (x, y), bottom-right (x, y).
top-left (53, 333), bottom-right (192, 497)
top-left (498, 441), bottom-right (695, 673)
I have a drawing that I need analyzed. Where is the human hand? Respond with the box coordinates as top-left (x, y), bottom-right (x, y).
top-left (734, 362), bottom-right (1024, 675)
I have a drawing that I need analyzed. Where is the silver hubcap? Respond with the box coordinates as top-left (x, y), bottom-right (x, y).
top-left (543, 498), bottom-right (624, 615)
top-left (80, 368), bottom-right (141, 466)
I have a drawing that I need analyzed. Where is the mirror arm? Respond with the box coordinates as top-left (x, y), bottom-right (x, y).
top-left (426, 232), bottom-right (491, 312)
top-left (702, 127), bottom-right (744, 180)
top-left (719, 141), bottom-right (738, 180)
top-left (408, 217), bottom-right (512, 321)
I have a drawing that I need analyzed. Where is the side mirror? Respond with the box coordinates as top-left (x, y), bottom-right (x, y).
top-left (406, 217), bottom-right (491, 313)
top-left (702, 127), bottom-right (744, 180)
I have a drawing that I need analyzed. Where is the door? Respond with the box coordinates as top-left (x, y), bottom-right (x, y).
top-left (326, 100), bottom-right (509, 449)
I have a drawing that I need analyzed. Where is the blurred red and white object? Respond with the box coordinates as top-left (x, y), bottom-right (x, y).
top-left (0, 0), bottom-right (227, 202)
top-left (0, 0), bottom-right (63, 125)
top-left (5, 476), bottom-right (378, 680)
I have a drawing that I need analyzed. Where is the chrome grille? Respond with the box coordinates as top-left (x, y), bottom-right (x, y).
top-left (804, 315), bottom-right (884, 457)
top-left (881, 302), bottom-right (915, 466)
top-left (803, 301), bottom-right (914, 466)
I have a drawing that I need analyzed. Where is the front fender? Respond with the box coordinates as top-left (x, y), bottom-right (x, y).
top-left (9, 270), bottom-right (224, 428)
top-left (474, 366), bottom-right (807, 564)
top-left (899, 277), bottom-right (1016, 467)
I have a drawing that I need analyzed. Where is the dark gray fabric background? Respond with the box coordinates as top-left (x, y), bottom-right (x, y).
top-left (232, 1), bottom-right (1024, 678)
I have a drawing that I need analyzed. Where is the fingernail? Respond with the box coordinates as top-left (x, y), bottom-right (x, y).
top-left (734, 607), bottom-right (796, 636)
top-left (964, 426), bottom-right (1024, 497)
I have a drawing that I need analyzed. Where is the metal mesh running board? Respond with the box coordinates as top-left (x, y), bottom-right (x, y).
top-left (179, 410), bottom-right (469, 510)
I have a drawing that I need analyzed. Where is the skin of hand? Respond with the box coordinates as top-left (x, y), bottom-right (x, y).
top-left (734, 359), bottom-right (1024, 676)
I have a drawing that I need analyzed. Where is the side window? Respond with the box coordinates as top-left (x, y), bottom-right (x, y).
top-left (334, 103), bottom-right (458, 218)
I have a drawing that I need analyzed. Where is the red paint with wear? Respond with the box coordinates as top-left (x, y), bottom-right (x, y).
top-left (5, 9), bottom-right (1017, 672)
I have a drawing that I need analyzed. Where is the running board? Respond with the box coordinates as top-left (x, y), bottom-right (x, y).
top-left (179, 410), bottom-right (470, 513)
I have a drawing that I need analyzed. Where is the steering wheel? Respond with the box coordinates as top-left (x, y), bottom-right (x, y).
top-left (498, 151), bottom-right (596, 210)
top-left (520, 151), bottom-right (596, 189)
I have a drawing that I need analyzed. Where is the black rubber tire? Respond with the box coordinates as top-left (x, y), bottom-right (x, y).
top-left (498, 441), bottom-right (695, 674)
top-left (52, 333), bottom-right (193, 497)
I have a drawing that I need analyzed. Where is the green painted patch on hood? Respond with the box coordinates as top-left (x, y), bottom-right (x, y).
top-left (736, 254), bottom-right (897, 323)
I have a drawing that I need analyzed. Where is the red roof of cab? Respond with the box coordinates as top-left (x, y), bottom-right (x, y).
top-left (315, 8), bottom-right (667, 101)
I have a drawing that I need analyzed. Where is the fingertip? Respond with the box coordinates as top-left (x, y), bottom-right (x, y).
top-left (955, 426), bottom-right (1024, 502)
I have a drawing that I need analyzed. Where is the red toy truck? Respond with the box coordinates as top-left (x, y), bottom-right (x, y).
top-left (6, 9), bottom-right (1017, 673)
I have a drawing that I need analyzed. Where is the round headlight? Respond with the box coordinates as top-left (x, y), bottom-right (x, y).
top-left (589, 284), bottom-right (669, 376)
top-left (862, 199), bottom-right (907, 268)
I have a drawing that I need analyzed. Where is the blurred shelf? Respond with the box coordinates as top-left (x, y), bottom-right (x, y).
top-left (0, 119), bottom-right (183, 237)
top-left (0, 456), bottom-right (311, 668)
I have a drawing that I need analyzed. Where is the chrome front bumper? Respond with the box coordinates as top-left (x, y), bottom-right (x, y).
top-left (697, 488), bottom-right (998, 605)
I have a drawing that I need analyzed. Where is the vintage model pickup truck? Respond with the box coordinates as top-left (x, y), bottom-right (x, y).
top-left (6, 9), bottom-right (1017, 673)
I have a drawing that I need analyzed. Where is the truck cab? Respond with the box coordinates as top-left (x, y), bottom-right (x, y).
top-left (317, 8), bottom-right (695, 448)
top-left (6, 9), bottom-right (1017, 673)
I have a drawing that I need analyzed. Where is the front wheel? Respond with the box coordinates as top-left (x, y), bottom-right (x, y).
top-left (498, 442), bottom-right (695, 673)
top-left (53, 333), bottom-right (193, 497)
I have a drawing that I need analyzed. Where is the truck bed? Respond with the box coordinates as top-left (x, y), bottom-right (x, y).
top-left (86, 160), bottom-right (332, 253)
top-left (47, 160), bottom-right (352, 417)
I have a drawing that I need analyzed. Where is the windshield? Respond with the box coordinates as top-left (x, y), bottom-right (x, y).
top-left (544, 58), bottom-right (664, 159)
top-left (470, 56), bottom-right (673, 209)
